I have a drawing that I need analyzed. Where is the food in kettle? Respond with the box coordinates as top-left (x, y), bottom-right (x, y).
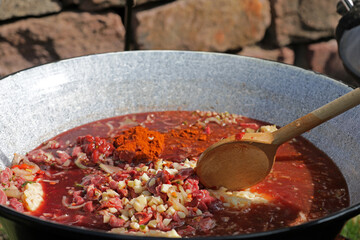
top-left (0, 111), bottom-right (349, 237)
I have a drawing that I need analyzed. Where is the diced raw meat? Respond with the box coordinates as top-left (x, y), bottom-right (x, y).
top-left (0, 168), bottom-right (13, 185)
top-left (84, 201), bottom-right (95, 212)
top-left (109, 215), bottom-right (125, 228)
top-left (0, 189), bottom-right (8, 205)
top-left (9, 198), bottom-right (24, 212)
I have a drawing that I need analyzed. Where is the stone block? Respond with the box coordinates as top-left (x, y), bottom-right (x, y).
top-left (0, 0), bottom-right (62, 21)
top-left (0, 11), bottom-right (125, 77)
top-left (135, 0), bottom-right (271, 52)
top-left (268, 0), bottom-right (340, 46)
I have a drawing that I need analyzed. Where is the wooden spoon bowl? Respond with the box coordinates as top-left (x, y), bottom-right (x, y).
top-left (196, 88), bottom-right (360, 191)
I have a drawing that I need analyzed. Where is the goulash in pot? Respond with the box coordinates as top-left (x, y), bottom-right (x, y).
top-left (0, 111), bottom-right (349, 237)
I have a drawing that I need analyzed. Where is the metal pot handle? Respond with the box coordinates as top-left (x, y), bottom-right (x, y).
top-left (342, 0), bottom-right (354, 11)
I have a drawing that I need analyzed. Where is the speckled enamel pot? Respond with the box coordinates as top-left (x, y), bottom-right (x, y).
top-left (0, 51), bottom-right (359, 240)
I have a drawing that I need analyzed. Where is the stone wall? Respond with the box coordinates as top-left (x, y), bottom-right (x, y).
top-left (0, 0), bottom-right (358, 86)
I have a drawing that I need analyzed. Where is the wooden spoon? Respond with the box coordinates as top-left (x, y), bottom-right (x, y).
top-left (196, 88), bottom-right (360, 191)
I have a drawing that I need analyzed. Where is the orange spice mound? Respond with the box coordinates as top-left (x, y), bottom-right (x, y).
top-left (168, 127), bottom-right (207, 141)
top-left (160, 126), bottom-right (209, 161)
top-left (112, 126), bottom-right (165, 163)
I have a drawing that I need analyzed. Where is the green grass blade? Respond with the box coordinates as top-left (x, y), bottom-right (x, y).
top-left (341, 215), bottom-right (360, 240)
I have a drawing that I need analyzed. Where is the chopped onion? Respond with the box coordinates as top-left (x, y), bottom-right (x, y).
top-left (12, 153), bottom-right (26, 165)
top-left (22, 158), bottom-right (41, 174)
top-left (204, 117), bottom-right (222, 125)
top-left (12, 154), bottom-right (41, 176)
top-left (62, 159), bottom-right (71, 167)
top-left (4, 186), bottom-right (22, 199)
top-left (168, 196), bottom-right (188, 215)
top-left (119, 117), bottom-right (139, 128)
top-left (41, 179), bottom-right (60, 184)
top-left (178, 185), bottom-right (189, 203)
top-left (99, 163), bottom-right (121, 174)
top-left (141, 114), bottom-right (155, 124)
top-left (161, 120), bottom-right (178, 126)
top-left (106, 122), bottom-right (115, 131)
top-left (61, 196), bottom-right (86, 209)
top-left (74, 154), bottom-right (88, 169)
top-left (51, 171), bottom-right (65, 177)
top-left (52, 214), bottom-right (70, 222)
top-left (11, 168), bottom-right (35, 181)
top-left (196, 121), bottom-right (206, 128)
top-left (104, 158), bottom-right (114, 166)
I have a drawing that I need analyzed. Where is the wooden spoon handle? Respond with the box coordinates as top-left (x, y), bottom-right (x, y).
top-left (272, 88), bottom-right (360, 145)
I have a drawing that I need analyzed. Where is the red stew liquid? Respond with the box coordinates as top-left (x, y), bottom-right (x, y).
top-left (0, 111), bottom-right (349, 237)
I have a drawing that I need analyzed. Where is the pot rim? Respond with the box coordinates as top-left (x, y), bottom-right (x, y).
top-left (0, 50), bottom-right (356, 89)
top-left (0, 202), bottom-right (359, 239)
